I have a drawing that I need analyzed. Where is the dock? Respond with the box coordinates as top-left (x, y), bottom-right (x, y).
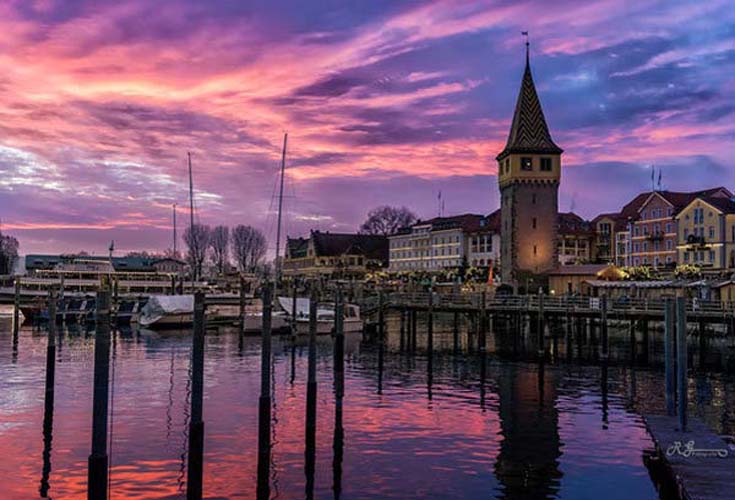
top-left (644, 415), bottom-right (735, 500)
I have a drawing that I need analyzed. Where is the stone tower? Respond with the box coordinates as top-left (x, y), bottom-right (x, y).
top-left (497, 46), bottom-right (562, 289)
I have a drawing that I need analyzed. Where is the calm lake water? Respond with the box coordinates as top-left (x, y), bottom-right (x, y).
top-left (1, 314), bottom-right (734, 499)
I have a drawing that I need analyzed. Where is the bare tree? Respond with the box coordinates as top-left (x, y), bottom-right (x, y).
top-left (184, 224), bottom-right (211, 280)
top-left (232, 225), bottom-right (267, 273)
top-left (210, 225), bottom-right (230, 275)
top-left (359, 206), bottom-right (417, 236)
top-left (0, 230), bottom-right (19, 275)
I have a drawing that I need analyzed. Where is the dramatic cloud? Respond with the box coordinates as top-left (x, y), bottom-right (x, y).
top-left (0, 0), bottom-right (733, 254)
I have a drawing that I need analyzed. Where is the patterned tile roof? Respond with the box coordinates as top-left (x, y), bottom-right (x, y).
top-left (496, 57), bottom-right (562, 159)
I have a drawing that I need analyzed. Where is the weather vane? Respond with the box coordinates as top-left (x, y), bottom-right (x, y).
top-left (521, 30), bottom-right (529, 62)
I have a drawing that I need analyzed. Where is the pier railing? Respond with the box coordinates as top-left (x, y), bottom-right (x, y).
top-left (362, 292), bottom-right (735, 319)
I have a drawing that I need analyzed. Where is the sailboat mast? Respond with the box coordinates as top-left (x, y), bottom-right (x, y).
top-left (188, 152), bottom-right (196, 281)
top-left (274, 132), bottom-right (288, 284)
top-left (172, 203), bottom-right (177, 255)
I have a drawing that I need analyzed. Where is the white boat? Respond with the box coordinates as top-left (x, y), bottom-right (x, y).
top-left (0, 305), bottom-right (24, 324)
top-left (139, 295), bottom-right (194, 328)
top-left (277, 297), bottom-right (363, 335)
top-left (242, 310), bottom-right (290, 333)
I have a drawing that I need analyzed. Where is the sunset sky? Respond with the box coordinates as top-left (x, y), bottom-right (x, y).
top-left (1, 0), bottom-right (733, 256)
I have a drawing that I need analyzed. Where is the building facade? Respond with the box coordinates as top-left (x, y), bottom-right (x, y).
top-left (676, 196), bottom-right (735, 270)
top-left (283, 231), bottom-right (388, 279)
top-left (558, 212), bottom-right (593, 265)
top-left (388, 214), bottom-right (488, 272)
top-left (497, 49), bottom-right (562, 287)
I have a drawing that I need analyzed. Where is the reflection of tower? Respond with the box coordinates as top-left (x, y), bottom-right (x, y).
top-left (497, 40), bottom-right (562, 287)
top-left (494, 362), bottom-right (562, 498)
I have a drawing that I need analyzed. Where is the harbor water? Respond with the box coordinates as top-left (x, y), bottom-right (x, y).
top-left (1, 314), bottom-right (734, 499)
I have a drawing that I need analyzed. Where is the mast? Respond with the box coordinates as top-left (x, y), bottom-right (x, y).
top-left (188, 152), bottom-right (196, 282)
top-left (172, 203), bottom-right (177, 256)
top-left (274, 133), bottom-right (288, 284)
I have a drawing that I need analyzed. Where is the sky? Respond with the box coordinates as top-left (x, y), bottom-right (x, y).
top-left (1, 0), bottom-right (733, 256)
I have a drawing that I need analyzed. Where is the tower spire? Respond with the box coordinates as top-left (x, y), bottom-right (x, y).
top-left (522, 31), bottom-right (529, 66)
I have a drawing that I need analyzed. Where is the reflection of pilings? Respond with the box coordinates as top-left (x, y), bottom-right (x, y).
top-left (453, 312), bottom-right (459, 354)
top-left (537, 292), bottom-right (545, 359)
top-left (12, 279), bottom-right (20, 360)
top-left (305, 287), bottom-right (318, 500)
top-left (601, 362), bottom-right (609, 429)
top-left (399, 309), bottom-right (406, 352)
top-left (427, 289), bottom-right (434, 399)
top-left (333, 287), bottom-right (345, 380)
top-left (479, 291), bottom-right (487, 354)
top-left (410, 310), bottom-right (417, 352)
top-left (88, 288), bottom-right (111, 500)
top-left (256, 283), bottom-right (273, 500)
top-left (600, 295), bottom-right (609, 361)
top-left (40, 291), bottom-right (57, 498)
top-left (377, 292), bottom-right (384, 394)
top-left (186, 292), bottom-right (206, 500)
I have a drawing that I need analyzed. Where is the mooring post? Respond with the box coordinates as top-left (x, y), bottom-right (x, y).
top-left (88, 285), bottom-right (111, 500)
top-left (41, 290), bottom-right (57, 498)
top-left (600, 294), bottom-right (609, 361)
top-left (664, 300), bottom-right (676, 416)
top-left (537, 290), bottom-right (545, 360)
top-left (13, 277), bottom-right (21, 336)
top-left (332, 336), bottom-right (344, 500)
top-left (334, 286), bottom-right (345, 378)
top-left (479, 291), bottom-right (487, 354)
top-left (239, 275), bottom-right (247, 341)
top-left (411, 309), bottom-right (418, 352)
top-left (676, 297), bottom-right (688, 432)
top-left (170, 275), bottom-right (176, 295)
top-left (377, 290), bottom-right (384, 394)
top-left (186, 291), bottom-right (206, 500)
top-left (256, 282), bottom-right (272, 500)
top-left (399, 309), bottom-right (406, 351)
top-left (305, 285), bottom-right (318, 499)
top-left (427, 287), bottom-right (434, 364)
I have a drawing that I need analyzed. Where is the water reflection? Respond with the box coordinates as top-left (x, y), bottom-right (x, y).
top-left (1, 311), bottom-right (734, 499)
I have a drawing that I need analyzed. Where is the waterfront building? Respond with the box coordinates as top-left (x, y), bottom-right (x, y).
top-left (627, 187), bottom-right (731, 269)
top-left (25, 254), bottom-right (166, 274)
top-left (557, 212), bottom-right (593, 265)
top-left (497, 47), bottom-right (562, 288)
top-left (675, 195), bottom-right (735, 270)
top-left (283, 230), bottom-right (388, 279)
top-left (591, 212), bottom-right (628, 264)
top-left (387, 213), bottom-right (499, 272)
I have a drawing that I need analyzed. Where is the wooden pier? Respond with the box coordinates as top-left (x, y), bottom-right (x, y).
top-left (644, 415), bottom-right (735, 500)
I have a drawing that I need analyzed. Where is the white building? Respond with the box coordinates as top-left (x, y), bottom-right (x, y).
top-left (388, 212), bottom-right (500, 272)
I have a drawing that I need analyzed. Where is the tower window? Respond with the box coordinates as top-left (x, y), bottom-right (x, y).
top-left (533, 245), bottom-right (537, 255)
top-left (521, 157), bottom-right (533, 171)
top-left (532, 217), bottom-right (537, 229)
top-left (541, 158), bottom-right (552, 171)
top-left (532, 193), bottom-right (537, 204)
top-left (505, 159), bottom-right (510, 173)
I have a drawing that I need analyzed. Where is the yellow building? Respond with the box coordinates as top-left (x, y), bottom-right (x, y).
top-left (675, 196), bottom-right (735, 270)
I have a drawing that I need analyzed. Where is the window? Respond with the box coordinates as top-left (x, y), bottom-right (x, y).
top-left (521, 157), bottom-right (533, 171)
top-left (540, 157), bottom-right (552, 171)
top-left (709, 226), bottom-right (715, 239)
top-left (665, 223), bottom-right (672, 233)
top-left (684, 228), bottom-right (689, 239)
top-left (684, 252), bottom-right (690, 263)
top-left (709, 250), bottom-right (715, 262)
top-left (533, 245), bottom-right (537, 255)
top-left (532, 217), bottom-right (537, 229)
top-left (532, 193), bottom-right (537, 204)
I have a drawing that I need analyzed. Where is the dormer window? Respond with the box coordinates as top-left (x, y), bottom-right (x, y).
top-left (521, 157), bottom-right (533, 171)
top-left (540, 158), bottom-right (552, 171)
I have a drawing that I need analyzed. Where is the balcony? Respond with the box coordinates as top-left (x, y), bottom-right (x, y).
top-left (686, 234), bottom-right (708, 248)
top-left (646, 231), bottom-right (664, 242)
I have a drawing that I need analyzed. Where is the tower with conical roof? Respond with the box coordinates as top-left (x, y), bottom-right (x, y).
top-left (497, 41), bottom-right (562, 288)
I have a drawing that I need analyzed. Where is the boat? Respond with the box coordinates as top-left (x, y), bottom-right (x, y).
top-left (241, 310), bottom-right (291, 333)
top-left (139, 295), bottom-right (194, 328)
top-left (116, 299), bottom-right (143, 324)
top-left (278, 297), bottom-right (363, 335)
top-left (0, 305), bottom-right (24, 324)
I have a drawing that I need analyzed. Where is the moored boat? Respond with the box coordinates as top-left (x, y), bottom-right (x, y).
top-left (139, 295), bottom-right (194, 328)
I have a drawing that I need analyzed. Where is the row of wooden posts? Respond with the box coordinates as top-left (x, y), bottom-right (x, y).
top-left (27, 282), bottom-right (690, 498)
top-left (34, 280), bottom-right (347, 500)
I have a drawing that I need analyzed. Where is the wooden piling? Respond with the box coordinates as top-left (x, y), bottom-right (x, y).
top-left (411, 309), bottom-right (417, 352)
top-left (399, 309), bottom-right (406, 351)
top-left (13, 278), bottom-right (20, 336)
top-left (305, 286), bottom-right (318, 500)
top-left (427, 288), bottom-right (434, 370)
top-left (377, 291), bottom-right (384, 394)
top-left (600, 294), bottom-right (609, 361)
top-left (537, 291), bottom-right (545, 359)
top-left (479, 291), bottom-right (487, 354)
top-left (238, 275), bottom-right (247, 341)
top-left (334, 286), bottom-right (344, 378)
top-left (41, 290), bottom-right (57, 498)
top-left (664, 299), bottom-right (676, 416)
top-left (88, 287), bottom-right (111, 500)
top-left (256, 283), bottom-right (272, 500)
top-left (453, 311), bottom-right (459, 354)
top-left (676, 297), bottom-right (687, 431)
top-left (186, 292), bottom-right (206, 500)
